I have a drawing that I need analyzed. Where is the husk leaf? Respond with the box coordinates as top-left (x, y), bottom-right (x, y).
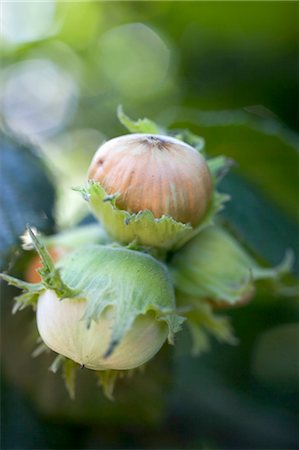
top-left (75, 182), bottom-right (228, 251)
top-left (117, 105), bottom-right (163, 134)
top-left (170, 225), bottom-right (293, 305)
top-left (56, 245), bottom-right (184, 356)
top-left (177, 293), bottom-right (237, 355)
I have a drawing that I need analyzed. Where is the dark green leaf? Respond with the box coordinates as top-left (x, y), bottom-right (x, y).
top-left (0, 129), bottom-right (55, 270)
top-left (220, 172), bottom-right (299, 275)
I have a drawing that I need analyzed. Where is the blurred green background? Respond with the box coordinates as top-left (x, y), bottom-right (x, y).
top-left (0, 1), bottom-right (298, 449)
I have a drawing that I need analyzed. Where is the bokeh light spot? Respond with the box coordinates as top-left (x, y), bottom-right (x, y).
top-left (98, 23), bottom-right (171, 99)
top-left (2, 1), bottom-right (56, 45)
top-left (1, 59), bottom-right (79, 137)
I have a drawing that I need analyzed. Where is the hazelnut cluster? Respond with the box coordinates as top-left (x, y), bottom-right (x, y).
top-left (1, 109), bottom-right (290, 399)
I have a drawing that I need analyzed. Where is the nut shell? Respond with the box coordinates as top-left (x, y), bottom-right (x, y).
top-left (88, 134), bottom-right (212, 226)
top-left (37, 290), bottom-right (168, 371)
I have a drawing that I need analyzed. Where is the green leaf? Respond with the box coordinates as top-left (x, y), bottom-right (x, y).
top-left (0, 129), bottom-right (55, 270)
top-left (207, 156), bottom-right (235, 184)
top-left (117, 105), bottom-right (163, 134)
top-left (220, 173), bottom-right (299, 275)
top-left (180, 109), bottom-right (299, 221)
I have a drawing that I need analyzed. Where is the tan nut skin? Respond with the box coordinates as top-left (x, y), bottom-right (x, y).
top-left (88, 134), bottom-right (212, 226)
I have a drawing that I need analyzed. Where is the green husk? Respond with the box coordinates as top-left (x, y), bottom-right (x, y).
top-left (63, 359), bottom-right (77, 400)
top-left (1, 229), bottom-right (184, 358)
top-left (207, 155), bottom-right (235, 183)
top-left (2, 225), bottom-right (110, 312)
top-left (171, 129), bottom-right (205, 153)
top-left (56, 245), bottom-right (184, 351)
top-left (49, 355), bottom-right (77, 399)
top-left (75, 181), bottom-right (228, 251)
top-left (177, 294), bottom-right (237, 355)
top-left (95, 369), bottom-right (137, 400)
top-left (170, 225), bottom-right (293, 305)
top-left (0, 236), bottom-right (49, 313)
top-left (44, 223), bottom-right (110, 248)
top-left (27, 227), bottom-right (77, 299)
top-left (1, 229), bottom-right (184, 399)
top-left (117, 105), bottom-right (164, 134)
